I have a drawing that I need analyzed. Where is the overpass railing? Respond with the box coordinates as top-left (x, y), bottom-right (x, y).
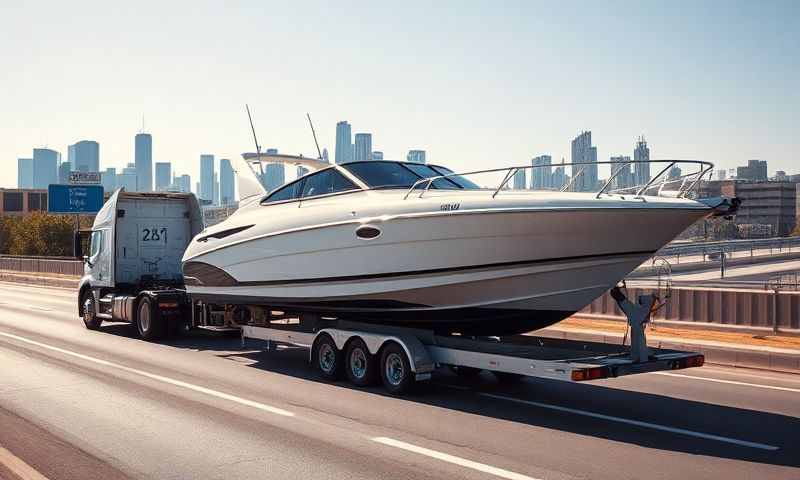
top-left (0, 255), bottom-right (84, 276)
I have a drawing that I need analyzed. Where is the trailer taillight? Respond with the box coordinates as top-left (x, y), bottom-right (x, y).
top-left (571, 366), bottom-right (610, 381)
top-left (159, 302), bottom-right (179, 309)
top-left (673, 354), bottom-right (704, 370)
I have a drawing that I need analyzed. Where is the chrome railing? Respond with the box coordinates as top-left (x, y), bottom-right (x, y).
top-left (403, 159), bottom-right (714, 200)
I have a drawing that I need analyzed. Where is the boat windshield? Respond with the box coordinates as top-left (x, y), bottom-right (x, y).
top-left (343, 161), bottom-right (481, 190)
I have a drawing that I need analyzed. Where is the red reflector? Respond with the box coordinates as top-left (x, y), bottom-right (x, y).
top-left (571, 367), bottom-right (608, 382)
top-left (676, 355), bottom-right (704, 369)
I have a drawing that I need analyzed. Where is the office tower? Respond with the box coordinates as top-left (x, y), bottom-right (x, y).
top-left (58, 161), bottom-right (71, 184)
top-left (135, 133), bottom-right (153, 192)
top-left (322, 148), bottom-right (329, 163)
top-left (17, 158), bottom-right (33, 188)
top-left (155, 162), bottom-right (171, 191)
top-left (353, 133), bottom-right (372, 162)
top-left (117, 163), bottom-right (138, 192)
top-left (512, 169), bottom-right (526, 189)
top-left (371, 151), bottom-right (384, 160)
top-left (261, 163), bottom-right (285, 191)
top-left (195, 182), bottom-right (200, 195)
top-left (200, 154), bottom-right (215, 203)
top-left (531, 155), bottom-right (552, 189)
top-left (714, 169), bottom-right (727, 181)
top-left (68, 140), bottom-right (100, 172)
top-left (633, 136), bottom-right (650, 186)
top-left (335, 121), bottom-right (353, 164)
top-left (178, 174), bottom-right (191, 193)
top-left (32, 148), bottom-right (59, 189)
top-left (736, 160), bottom-right (768, 181)
top-left (407, 150), bottom-right (426, 164)
top-left (551, 158), bottom-right (568, 190)
top-left (101, 167), bottom-right (117, 192)
top-left (213, 172), bottom-right (220, 205)
top-left (220, 159), bottom-right (235, 205)
top-left (571, 131), bottom-right (597, 192)
top-left (266, 148), bottom-right (278, 155)
top-left (609, 155), bottom-right (633, 190)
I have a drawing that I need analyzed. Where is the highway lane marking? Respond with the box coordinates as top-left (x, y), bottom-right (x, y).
top-left (372, 437), bottom-right (542, 480)
top-left (0, 445), bottom-right (50, 480)
top-left (653, 371), bottom-right (800, 393)
top-left (0, 281), bottom-right (74, 293)
top-left (478, 392), bottom-right (779, 451)
top-left (0, 331), bottom-right (295, 418)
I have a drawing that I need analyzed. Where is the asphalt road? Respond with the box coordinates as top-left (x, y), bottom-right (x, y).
top-left (0, 282), bottom-right (798, 480)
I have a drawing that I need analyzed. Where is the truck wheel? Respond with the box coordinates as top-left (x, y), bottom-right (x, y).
top-left (380, 342), bottom-right (414, 395)
top-left (136, 297), bottom-right (164, 341)
top-left (345, 338), bottom-right (377, 386)
top-left (81, 291), bottom-right (102, 330)
top-left (312, 334), bottom-right (343, 381)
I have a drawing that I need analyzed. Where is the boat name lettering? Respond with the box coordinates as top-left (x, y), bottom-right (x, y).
top-left (440, 203), bottom-right (460, 211)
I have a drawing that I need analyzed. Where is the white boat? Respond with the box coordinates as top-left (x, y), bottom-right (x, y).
top-left (182, 155), bottom-right (736, 335)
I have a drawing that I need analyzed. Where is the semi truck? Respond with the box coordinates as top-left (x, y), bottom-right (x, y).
top-left (77, 190), bottom-right (704, 394)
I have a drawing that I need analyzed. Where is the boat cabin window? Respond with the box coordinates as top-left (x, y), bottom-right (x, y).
top-left (403, 163), bottom-right (462, 190)
top-left (301, 169), bottom-right (358, 198)
top-left (264, 179), bottom-right (305, 203)
top-left (343, 162), bottom-right (422, 189)
top-left (429, 165), bottom-right (481, 189)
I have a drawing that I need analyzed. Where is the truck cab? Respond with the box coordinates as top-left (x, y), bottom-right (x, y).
top-left (78, 189), bottom-right (203, 339)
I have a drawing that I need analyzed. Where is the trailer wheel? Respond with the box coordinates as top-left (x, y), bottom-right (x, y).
top-left (380, 342), bottom-right (414, 395)
top-left (136, 297), bottom-right (164, 341)
top-left (492, 371), bottom-right (525, 384)
top-left (81, 291), bottom-right (102, 330)
top-left (312, 334), bottom-right (343, 381)
top-left (345, 338), bottom-right (377, 386)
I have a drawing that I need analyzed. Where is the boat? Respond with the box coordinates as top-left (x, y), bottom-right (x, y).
top-left (182, 154), bottom-right (737, 335)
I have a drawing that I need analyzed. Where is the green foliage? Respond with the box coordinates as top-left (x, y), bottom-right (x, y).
top-left (0, 212), bottom-right (78, 256)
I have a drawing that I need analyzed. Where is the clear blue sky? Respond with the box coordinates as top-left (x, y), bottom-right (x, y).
top-left (1, 0), bottom-right (797, 188)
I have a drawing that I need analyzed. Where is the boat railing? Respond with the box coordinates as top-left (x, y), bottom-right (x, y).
top-left (403, 159), bottom-right (714, 200)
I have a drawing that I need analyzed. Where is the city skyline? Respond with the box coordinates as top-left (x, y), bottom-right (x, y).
top-left (1, 2), bottom-right (796, 189)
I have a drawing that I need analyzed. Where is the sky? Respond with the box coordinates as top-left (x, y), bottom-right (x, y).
top-left (1, 0), bottom-right (797, 189)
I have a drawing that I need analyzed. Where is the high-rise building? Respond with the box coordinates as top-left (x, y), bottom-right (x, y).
top-left (58, 161), bottom-right (71, 184)
top-left (335, 121), bottom-right (353, 164)
top-left (407, 150), bottom-right (426, 164)
top-left (353, 133), bottom-right (372, 162)
top-left (531, 155), bottom-right (552, 190)
top-left (101, 167), bottom-right (117, 192)
top-left (633, 136), bottom-right (650, 186)
top-left (609, 155), bottom-right (633, 190)
top-left (512, 169), bottom-right (526, 190)
top-left (322, 148), bottom-right (329, 163)
top-left (155, 162), bottom-right (171, 191)
top-left (551, 158), bottom-right (569, 190)
top-left (17, 158), bottom-right (33, 188)
top-left (200, 154), bottom-right (215, 203)
top-left (571, 131), bottom-right (597, 192)
top-left (177, 174), bottom-right (191, 193)
top-left (219, 159), bottom-right (235, 205)
top-left (736, 160), bottom-right (768, 181)
top-left (262, 163), bottom-right (285, 191)
top-left (135, 133), bottom-right (153, 192)
top-left (117, 163), bottom-right (137, 192)
top-left (296, 166), bottom-right (309, 178)
top-left (213, 171), bottom-right (220, 206)
top-left (32, 148), bottom-right (59, 189)
top-left (68, 140), bottom-right (100, 172)
top-left (371, 151), bottom-right (384, 161)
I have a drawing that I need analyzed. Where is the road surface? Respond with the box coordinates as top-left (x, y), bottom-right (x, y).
top-left (0, 282), bottom-right (798, 479)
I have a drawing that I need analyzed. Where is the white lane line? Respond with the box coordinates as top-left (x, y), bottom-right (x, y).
top-left (480, 393), bottom-right (779, 451)
top-left (373, 437), bottom-right (541, 480)
top-left (0, 331), bottom-right (295, 417)
top-left (0, 445), bottom-right (50, 480)
top-left (652, 371), bottom-right (800, 393)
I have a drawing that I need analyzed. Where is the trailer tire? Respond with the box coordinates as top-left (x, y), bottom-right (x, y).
top-left (136, 297), bottom-right (164, 341)
top-left (380, 342), bottom-right (414, 395)
top-left (345, 338), bottom-right (377, 386)
top-left (312, 333), bottom-right (343, 381)
top-left (81, 290), bottom-right (102, 330)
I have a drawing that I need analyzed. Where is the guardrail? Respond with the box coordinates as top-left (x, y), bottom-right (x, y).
top-left (580, 285), bottom-right (800, 334)
top-left (0, 255), bottom-right (84, 276)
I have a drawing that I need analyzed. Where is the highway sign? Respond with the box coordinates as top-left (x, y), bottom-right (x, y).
top-left (48, 184), bottom-right (105, 213)
top-left (69, 171), bottom-right (101, 185)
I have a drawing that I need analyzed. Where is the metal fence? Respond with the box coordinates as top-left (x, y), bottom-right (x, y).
top-left (0, 255), bottom-right (83, 276)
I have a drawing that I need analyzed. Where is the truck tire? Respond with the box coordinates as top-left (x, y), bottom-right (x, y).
top-left (379, 342), bottom-right (414, 395)
top-left (345, 338), bottom-right (377, 386)
top-left (81, 290), bottom-right (102, 330)
top-left (136, 297), bottom-right (164, 341)
top-left (312, 333), bottom-right (343, 381)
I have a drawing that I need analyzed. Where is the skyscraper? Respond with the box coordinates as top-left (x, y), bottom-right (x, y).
top-left (32, 148), bottom-right (59, 189)
top-left (135, 133), bottom-right (153, 192)
top-left (101, 167), bottom-right (117, 192)
top-left (512, 169), bottom-right (526, 190)
top-left (736, 160), bottom-right (768, 181)
top-left (177, 174), bottom-right (191, 193)
top-left (407, 150), bottom-right (426, 164)
top-left (335, 121), bottom-right (353, 164)
top-left (371, 151), bottom-right (384, 160)
top-left (353, 133), bottom-right (372, 162)
top-left (551, 158), bottom-right (569, 190)
top-left (531, 155), bottom-right (552, 190)
top-left (58, 161), bottom-right (71, 184)
top-left (571, 131), bottom-right (597, 192)
top-left (17, 158), bottom-right (33, 188)
top-left (155, 162), bottom-right (171, 191)
top-left (633, 136), bottom-right (650, 186)
top-left (322, 148), bottom-right (329, 163)
top-left (263, 163), bottom-right (285, 191)
top-left (213, 171), bottom-right (220, 206)
top-left (200, 154), bottom-right (215, 203)
top-left (219, 159), bottom-right (235, 205)
top-left (609, 155), bottom-right (633, 190)
top-left (69, 140), bottom-right (100, 172)
top-left (118, 163), bottom-right (137, 192)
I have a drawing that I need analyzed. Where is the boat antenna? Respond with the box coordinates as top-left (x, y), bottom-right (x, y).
top-left (245, 104), bottom-right (264, 177)
top-left (306, 113), bottom-right (323, 160)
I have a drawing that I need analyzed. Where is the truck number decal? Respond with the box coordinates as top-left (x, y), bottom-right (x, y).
top-left (142, 228), bottom-right (168, 243)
